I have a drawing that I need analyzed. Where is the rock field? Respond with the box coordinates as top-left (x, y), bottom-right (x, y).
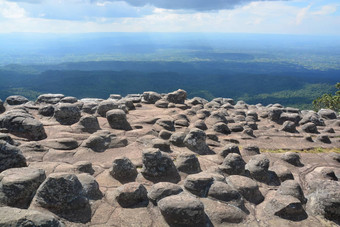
top-left (0, 89), bottom-right (339, 227)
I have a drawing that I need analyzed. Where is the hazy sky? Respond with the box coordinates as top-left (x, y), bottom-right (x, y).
top-left (0, 0), bottom-right (339, 34)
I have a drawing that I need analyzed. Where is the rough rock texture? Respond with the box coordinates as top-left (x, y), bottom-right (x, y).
top-left (109, 157), bottom-right (138, 183)
top-left (183, 128), bottom-right (210, 155)
top-left (36, 94), bottom-right (64, 104)
top-left (114, 182), bottom-right (148, 208)
top-left (54, 103), bottom-right (81, 125)
top-left (0, 141), bottom-right (27, 173)
top-left (219, 153), bottom-right (246, 175)
top-left (5, 95), bottom-right (29, 105)
top-left (184, 173), bottom-right (214, 197)
top-left (147, 182), bottom-right (183, 204)
top-left (166, 89), bottom-right (187, 104)
top-left (106, 109), bottom-right (132, 130)
top-left (175, 152), bottom-right (201, 174)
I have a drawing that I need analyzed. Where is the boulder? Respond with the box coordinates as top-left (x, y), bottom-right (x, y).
top-left (0, 141), bottom-right (27, 173)
top-left (141, 148), bottom-right (179, 181)
top-left (36, 94), bottom-right (64, 104)
top-left (205, 112), bottom-right (228, 125)
top-left (226, 175), bottom-right (264, 204)
top-left (279, 112), bottom-right (301, 124)
top-left (82, 130), bottom-right (111, 152)
top-left (218, 144), bottom-right (240, 158)
top-left (96, 100), bottom-right (119, 117)
top-left (277, 180), bottom-right (306, 203)
top-left (60, 96), bottom-right (78, 103)
top-left (299, 112), bottom-right (325, 126)
top-left (317, 134), bottom-right (331, 144)
top-left (142, 91), bottom-right (162, 104)
top-left (281, 152), bottom-right (303, 166)
top-left (268, 107), bottom-right (283, 122)
top-left (147, 182), bottom-right (183, 204)
top-left (155, 99), bottom-right (169, 108)
top-left (152, 138), bottom-right (170, 151)
top-left (158, 130), bottom-right (172, 140)
top-left (115, 182), bottom-right (148, 208)
top-left (184, 173), bottom-right (214, 197)
top-left (212, 122), bottom-right (231, 134)
top-left (183, 128), bottom-right (210, 155)
top-left (301, 122), bottom-right (318, 133)
top-left (81, 100), bottom-right (98, 114)
top-left (0, 167), bottom-right (46, 208)
top-left (0, 206), bottom-right (64, 227)
top-left (166, 89), bottom-right (187, 104)
top-left (318, 109), bottom-right (337, 119)
top-left (106, 109), bottom-right (132, 131)
top-left (270, 164), bottom-right (294, 182)
top-left (31, 173), bottom-right (90, 223)
top-left (76, 115), bottom-right (100, 133)
top-left (245, 154), bottom-right (272, 183)
top-left (193, 120), bottom-right (208, 130)
top-left (109, 157), bottom-right (138, 183)
top-left (5, 95), bottom-right (29, 105)
top-left (77, 173), bottom-right (102, 200)
top-left (265, 195), bottom-right (306, 220)
top-left (208, 181), bottom-right (243, 208)
top-left (158, 194), bottom-right (205, 226)
top-left (38, 104), bottom-right (55, 117)
top-left (175, 152), bottom-right (201, 174)
top-left (169, 132), bottom-right (186, 147)
top-left (240, 145), bottom-right (260, 156)
top-left (0, 109), bottom-right (47, 140)
top-left (54, 103), bottom-right (81, 125)
top-left (219, 153), bottom-right (246, 175)
top-left (0, 133), bottom-right (16, 145)
top-left (155, 117), bottom-right (175, 131)
top-left (281, 121), bottom-right (297, 133)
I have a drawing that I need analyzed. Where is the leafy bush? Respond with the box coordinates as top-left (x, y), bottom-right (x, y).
top-left (313, 83), bottom-right (340, 112)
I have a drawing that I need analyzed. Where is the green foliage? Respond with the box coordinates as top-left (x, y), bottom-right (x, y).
top-left (313, 83), bottom-right (340, 112)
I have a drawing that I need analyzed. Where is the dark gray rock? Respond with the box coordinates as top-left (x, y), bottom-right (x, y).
top-left (0, 99), bottom-right (5, 113)
top-left (281, 121), bottom-right (297, 133)
top-left (184, 173), bottom-right (214, 197)
top-left (97, 100), bottom-right (119, 117)
top-left (240, 145), bottom-right (260, 156)
top-left (109, 157), bottom-right (138, 183)
top-left (36, 94), bottom-right (64, 104)
top-left (279, 113), bottom-right (301, 124)
top-left (115, 182), bottom-right (148, 208)
top-left (270, 165), bottom-right (294, 182)
top-left (106, 109), bottom-right (132, 130)
top-left (301, 122), bottom-right (318, 133)
top-left (322, 127), bottom-right (335, 133)
top-left (229, 123), bottom-right (244, 132)
top-left (193, 120), bottom-right (208, 130)
top-left (54, 103), bottom-right (81, 125)
top-left (245, 154), bottom-right (271, 182)
top-left (169, 132), bottom-right (186, 147)
top-left (0, 133), bottom-right (16, 145)
top-left (183, 128), bottom-right (210, 155)
top-left (141, 148), bottom-right (179, 181)
top-left (219, 153), bottom-right (246, 175)
top-left (158, 130), bottom-right (172, 140)
top-left (74, 161), bottom-right (95, 175)
top-left (277, 180), bottom-right (306, 204)
top-left (82, 130), bottom-right (111, 152)
top-left (142, 91), bottom-right (162, 104)
top-left (152, 138), bottom-right (170, 151)
top-left (158, 194), bottom-right (205, 226)
top-left (0, 109), bottom-right (47, 140)
top-left (208, 181), bottom-right (244, 208)
top-left (218, 144), bottom-right (240, 158)
top-left (226, 175), bottom-right (264, 204)
top-left (205, 111), bottom-right (228, 125)
top-left (281, 152), bottom-right (303, 166)
top-left (77, 115), bottom-right (100, 133)
top-left (0, 167), bottom-right (46, 208)
top-left (318, 109), bottom-right (337, 119)
top-left (317, 134), bottom-right (331, 144)
top-left (175, 152), bottom-right (201, 174)
top-left (0, 141), bottom-right (27, 173)
top-left (77, 173), bottom-right (102, 200)
top-left (268, 107), bottom-right (283, 122)
top-left (166, 89), bottom-right (187, 104)
top-left (81, 100), bottom-right (98, 114)
top-left (265, 195), bottom-right (306, 220)
top-left (0, 206), bottom-right (64, 227)
top-left (38, 104), bottom-right (55, 117)
top-left (212, 122), bottom-right (231, 134)
top-left (32, 173), bottom-right (90, 223)
top-left (5, 95), bottom-right (29, 105)
top-left (155, 117), bottom-right (175, 131)
top-left (147, 182), bottom-right (183, 204)
top-left (299, 112), bottom-right (325, 126)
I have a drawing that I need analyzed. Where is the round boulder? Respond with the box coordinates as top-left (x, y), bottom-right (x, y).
top-left (184, 173), bottom-right (214, 197)
top-left (109, 157), bottom-right (138, 183)
top-left (147, 182), bottom-right (183, 204)
top-left (219, 153), bottom-right (246, 175)
top-left (166, 89), bottom-right (187, 104)
top-left (115, 182), bottom-right (148, 208)
top-left (5, 95), bottom-right (29, 105)
top-left (54, 103), bottom-right (81, 125)
top-left (0, 141), bottom-right (27, 173)
top-left (175, 152), bottom-right (201, 174)
top-left (106, 109), bottom-right (132, 131)
top-left (183, 128), bottom-right (210, 155)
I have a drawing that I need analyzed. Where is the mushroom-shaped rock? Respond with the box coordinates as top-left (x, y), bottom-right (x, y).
top-left (142, 91), bottom-right (162, 104)
top-left (158, 194), bottom-right (205, 226)
top-left (31, 173), bottom-right (90, 223)
top-left (240, 145), bottom-right (260, 156)
top-left (245, 154), bottom-right (271, 182)
top-left (169, 132), bottom-right (186, 147)
top-left (218, 144), bottom-right (240, 158)
top-left (0, 141), bottom-right (27, 173)
top-left (183, 128), bottom-right (210, 155)
top-left (0, 206), bottom-right (64, 227)
top-left (147, 182), bottom-right (183, 204)
top-left (155, 117), bottom-right (175, 131)
top-left (301, 122), bottom-right (318, 133)
top-left (166, 89), bottom-right (187, 104)
top-left (175, 152), bottom-right (201, 174)
top-left (219, 153), bottom-right (246, 175)
top-left (0, 167), bottom-right (46, 208)
top-left (77, 173), bottom-right (102, 200)
top-left (212, 122), bottom-right (231, 134)
top-left (97, 99), bottom-right (119, 117)
top-left (0, 109), bottom-right (47, 140)
top-left (82, 130), bottom-right (112, 152)
top-left (36, 94), bottom-right (64, 104)
top-left (270, 164), bottom-right (294, 182)
top-left (54, 103), bottom-right (81, 125)
top-left (317, 134), bottom-right (331, 144)
top-left (106, 109), bottom-right (132, 130)
top-left (115, 182), bottom-right (148, 208)
top-left (76, 115), bottom-right (100, 133)
top-left (208, 181), bottom-right (244, 208)
top-left (5, 95), bottom-right (29, 105)
top-left (318, 109), bottom-right (337, 119)
top-left (184, 173), bottom-right (214, 197)
top-left (109, 157), bottom-right (138, 183)
top-left (281, 152), bottom-right (303, 166)
top-left (193, 120), bottom-right (208, 130)
top-left (226, 175), bottom-right (264, 204)
top-left (279, 113), bottom-right (301, 125)
top-left (265, 195), bottom-right (306, 221)
top-left (277, 180), bottom-right (306, 204)
top-left (281, 121), bottom-right (297, 133)
top-left (38, 104), bottom-right (55, 116)
top-left (141, 148), bottom-right (179, 182)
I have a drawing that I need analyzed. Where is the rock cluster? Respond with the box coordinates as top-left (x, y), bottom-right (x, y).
top-left (0, 89), bottom-right (339, 226)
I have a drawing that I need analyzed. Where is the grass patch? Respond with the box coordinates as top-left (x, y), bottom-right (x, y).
top-left (262, 147), bottom-right (340, 154)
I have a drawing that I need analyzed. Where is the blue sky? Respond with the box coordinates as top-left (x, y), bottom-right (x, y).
top-left (0, 0), bottom-right (339, 34)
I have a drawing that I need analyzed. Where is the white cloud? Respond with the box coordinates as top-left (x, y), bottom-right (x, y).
top-left (312, 5), bottom-right (337, 15)
top-left (0, 0), bottom-right (26, 18)
top-left (296, 4), bottom-right (311, 25)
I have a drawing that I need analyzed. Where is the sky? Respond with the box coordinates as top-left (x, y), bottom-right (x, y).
top-left (0, 0), bottom-right (339, 34)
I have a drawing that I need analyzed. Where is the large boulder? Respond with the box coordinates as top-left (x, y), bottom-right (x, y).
top-left (245, 154), bottom-right (272, 183)
top-left (208, 181), bottom-right (244, 208)
top-left (76, 115), bottom-right (100, 133)
top-left (38, 104), bottom-right (55, 117)
top-left (318, 109), bottom-right (337, 119)
top-left (36, 94), bottom-right (64, 104)
top-left (82, 130), bottom-right (111, 152)
top-left (169, 132), bottom-right (186, 147)
top-left (166, 89), bottom-right (187, 104)
top-left (184, 173), bottom-right (214, 197)
top-left (175, 152), bottom-right (201, 174)
top-left (281, 152), bottom-right (303, 166)
top-left (299, 112), bottom-right (325, 126)
top-left (0, 141), bottom-right (27, 173)
top-left (0, 206), bottom-right (64, 227)
top-left (5, 95), bottom-right (29, 105)
top-left (141, 148), bottom-right (179, 182)
top-left (219, 153), bottom-right (246, 175)
top-left (301, 122), bottom-right (318, 133)
top-left (109, 157), bottom-right (138, 183)
top-left (158, 194), bottom-right (205, 226)
top-left (77, 173), bottom-right (102, 200)
top-left (183, 128), bottom-right (210, 155)
top-left (0, 109), bottom-right (47, 140)
top-left (0, 167), bottom-right (46, 208)
top-left (97, 99), bottom-right (119, 117)
top-left (265, 195), bottom-right (306, 220)
top-left (106, 109), bottom-right (132, 131)
top-left (31, 173), bottom-right (90, 223)
top-left (155, 117), bottom-right (175, 131)
top-left (147, 182), bottom-right (183, 204)
top-left (114, 182), bottom-right (148, 208)
top-left (54, 103), bottom-right (81, 125)
top-left (142, 91), bottom-right (162, 104)
top-left (277, 180), bottom-right (306, 204)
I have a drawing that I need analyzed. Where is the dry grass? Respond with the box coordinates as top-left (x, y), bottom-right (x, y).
top-left (262, 147), bottom-right (340, 154)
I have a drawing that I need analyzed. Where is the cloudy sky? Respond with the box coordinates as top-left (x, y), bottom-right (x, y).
top-left (0, 0), bottom-right (339, 34)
